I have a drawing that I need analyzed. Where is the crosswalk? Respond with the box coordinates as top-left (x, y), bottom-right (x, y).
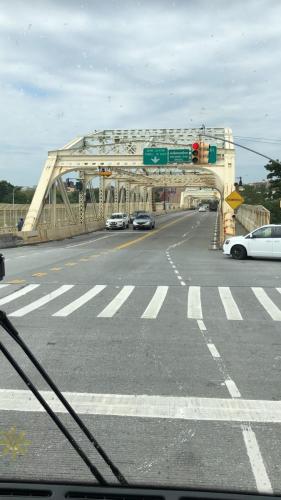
top-left (0, 283), bottom-right (280, 321)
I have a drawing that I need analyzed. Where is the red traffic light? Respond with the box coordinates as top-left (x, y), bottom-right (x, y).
top-left (192, 142), bottom-right (199, 150)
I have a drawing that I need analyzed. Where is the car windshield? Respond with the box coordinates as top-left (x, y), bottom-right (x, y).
top-left (1, 0), bottom-right (281, 496)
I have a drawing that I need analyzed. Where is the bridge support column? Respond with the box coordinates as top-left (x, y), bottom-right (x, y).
top-left (51, 182), bottom-right (57, 228)
top-left (105, 182), bottom-right (111, 219)
top-left (135, 186), bottom-right (140, 210)
top-left (142, 186), bottom-right (147, 211)
top-left (125, 182), bottom-right (130, 215)
top-left (147, 187), bottom-right (152, 212)
top-left (114, 181), bottom-right (119, 212)
top-left (78, 172), bottom-right (85, 224)
top-left (99, 175), bottom-right (105, 219)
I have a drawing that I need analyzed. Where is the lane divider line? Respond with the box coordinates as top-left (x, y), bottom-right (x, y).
top-left (225, 379), bottom-right (241, 398)
top-left (242, 425), bottom-right (273, 494)
top-left (115, 213), bottom-right (193, 251)
top-left (188, 286), bottom-right (202, 319)
top-left (196, 315), bottom-right (273, 494)
top-left (207, 343), bottom-right (220, 358)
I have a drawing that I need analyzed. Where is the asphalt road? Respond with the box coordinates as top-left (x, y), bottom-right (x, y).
top-left (0, 210), bottom-right (281, 493)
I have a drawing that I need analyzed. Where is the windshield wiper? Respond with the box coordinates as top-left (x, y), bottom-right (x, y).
top-left (0, 257), bottom-right (127, 486)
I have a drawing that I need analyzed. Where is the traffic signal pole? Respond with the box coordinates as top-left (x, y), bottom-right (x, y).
top-left (201, 131), bottom-right (281, 167)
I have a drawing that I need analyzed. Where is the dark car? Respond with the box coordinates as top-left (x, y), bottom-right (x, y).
top-left (133, 213), bottom-right (155, 230)
top-left (129, 210), bottom-right (148, 223)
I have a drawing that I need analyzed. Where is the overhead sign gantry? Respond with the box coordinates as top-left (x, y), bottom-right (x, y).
top-left (23, 128), bottom-right (236, 234)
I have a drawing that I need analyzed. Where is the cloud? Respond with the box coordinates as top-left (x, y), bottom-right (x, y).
top-left (0, 0), bottom-right (280, 184)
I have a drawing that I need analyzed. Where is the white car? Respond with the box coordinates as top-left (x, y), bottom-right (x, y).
top-left (223, 224), bottom-right (281, 259)
top-left (198, 206), bottom-right (206, 212)
top-left (105, 212), bottom-right (129, 230)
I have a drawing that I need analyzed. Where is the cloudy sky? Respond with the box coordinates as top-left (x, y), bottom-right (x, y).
top-left (1, 0), bottom-right (281, 186)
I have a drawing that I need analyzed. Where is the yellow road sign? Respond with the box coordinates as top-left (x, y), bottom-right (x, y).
top-left (225, 190), bottom-right (244, 210)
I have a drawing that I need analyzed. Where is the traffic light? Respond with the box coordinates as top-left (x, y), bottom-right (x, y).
top-left (66, 178), bottom-right (70, 187)
top-left (208, 145), bottom-right (217, 163)
top-left (192, 142), bottom-right (199, 164)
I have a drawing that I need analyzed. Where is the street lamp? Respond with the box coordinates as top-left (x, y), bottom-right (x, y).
top-left (12, 187), bottom-right (17, 207)
top-left (235, 177), bottom-right (244, 192)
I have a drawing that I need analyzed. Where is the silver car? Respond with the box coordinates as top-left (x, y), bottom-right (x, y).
top-left (133, 213), bottom-right (155, 230)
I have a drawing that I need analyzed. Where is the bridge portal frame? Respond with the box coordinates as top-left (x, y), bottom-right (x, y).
top-left (23, 128), bottom-right (235, 235)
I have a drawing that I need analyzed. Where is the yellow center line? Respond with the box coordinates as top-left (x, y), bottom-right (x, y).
top-left (115, 213), bottom-right (192, 250)
top-left (6, 279), bottom-right (26, 284)
top-left (7, 214), bottom-right (192, 282)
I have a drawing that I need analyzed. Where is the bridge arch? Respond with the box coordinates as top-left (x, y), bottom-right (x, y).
top-left (23, 128), bottom-right (235, 237)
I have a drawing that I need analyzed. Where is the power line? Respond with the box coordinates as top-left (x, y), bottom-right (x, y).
top-left (233, 135), bottom-right (281, 146)
top-left (201, 130), bottom-right (281, 167)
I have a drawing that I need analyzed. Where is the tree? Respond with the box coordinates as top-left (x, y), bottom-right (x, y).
top-left (265, 160), bottom-right (281, 199)
top-left (0, 180), bottom-right (14, 203)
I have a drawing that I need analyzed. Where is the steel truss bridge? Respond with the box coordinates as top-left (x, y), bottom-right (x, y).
top-left (23, 128), bottom-right (235, 233)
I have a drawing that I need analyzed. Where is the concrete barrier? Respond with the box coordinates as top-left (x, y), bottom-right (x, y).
top-left (21, 220), bottom-right (105, 245)
top-left (0, 233), bottom-right (23, 248)
top-left (0, 202), bottom-right (183, 247)
top-left (236, 204), bottom-right (270, 232)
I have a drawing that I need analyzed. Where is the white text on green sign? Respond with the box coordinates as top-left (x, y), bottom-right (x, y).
top-left (168, 149), bottom-right (191, 163)
top-left (143, 148), bottom-right (168, 165)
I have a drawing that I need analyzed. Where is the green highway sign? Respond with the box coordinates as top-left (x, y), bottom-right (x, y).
top-left (143, 148), bottom-right (168, 165)
top-left (168, 149), bottom-right (192, 163)
top-left (208, 145), bottom-right (217, 163)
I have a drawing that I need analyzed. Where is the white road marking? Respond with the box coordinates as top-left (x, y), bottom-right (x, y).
top-left (188, 286), bottom-right (202, 319)
top-left (66, 234), bottom-right (115, 248)
top-left (0, 284), bottom-right (39, 306)
top-left (207, 343), bottom-right (220, 358)
top-left (181, 281), bottom-right (186, 286)
top-left (242, 425), bottom-right (273, 494)
top-left (9, 285), bottom-right (74, 317)
top-left (174, 270), bottom-right (179, 274)
top-left (97, 285), bottom-right (135, 317)
top-left (141, 286), bottom-right (168, 319)
top-left (177, 275), bottom-right (183, 280)
top-left (225, 379), bottom-right (241, 398)
top-left (252, 287), bottom-right (281, 321)
top-left (0, 284), bottom-right (9, 289)
top-left (218, 287), bottom-right (243, 320)
top-left (197, 319), bottom-right (206, 331)
top-left (2, 389), bottom-right (281, 423)
top-left (277, 288), bottom-right (281, 294)
top-left (53, 285), bottom-right (106, 317)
